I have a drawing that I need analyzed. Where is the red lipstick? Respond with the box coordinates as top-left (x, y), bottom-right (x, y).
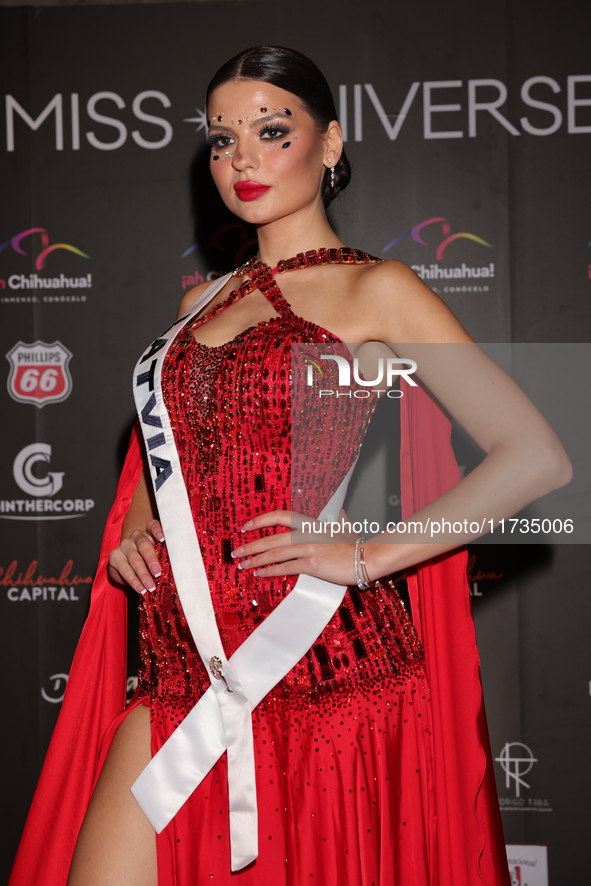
top-left (234, 181), bottom-right (271, 201)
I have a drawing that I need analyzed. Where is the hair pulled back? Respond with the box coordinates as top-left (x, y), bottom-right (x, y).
top-left (206, 46), bottom-right (350, 208)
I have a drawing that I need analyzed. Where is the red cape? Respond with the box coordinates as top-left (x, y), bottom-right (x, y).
top-left (10, 388), bottom-right (509, 885)
top-left (401, 382), bottom-right (509, 885)
top-left (9, 424), bottom-right (143, 885)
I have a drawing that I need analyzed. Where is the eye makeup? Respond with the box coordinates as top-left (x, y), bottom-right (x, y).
top-left (258, 122), bottom-right (291, 140)
top-left (207, 107), bottom-right (296, 130)
top-left (207, 113), bottom-right (295, 159)
top-left (206, 133), bottom-right (234, 148)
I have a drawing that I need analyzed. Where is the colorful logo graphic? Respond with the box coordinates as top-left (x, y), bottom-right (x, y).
top-left (383, 217), bottom-right (492, 260)
top-left (181, 223), bottom-right (257, 289)
top-left (6, 341), bottom-right (73, 407)
top-left (0, 228), bottom-right (89, 270)
top-left (182, 222), bottom-right (258, 264)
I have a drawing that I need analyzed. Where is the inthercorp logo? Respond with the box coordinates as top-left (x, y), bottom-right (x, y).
top-left (14, 443), bottom-right (64, 497)
top-left (6, 340), bottom-right (73, 407)
top-left (0, 442), bottom-right (94, 520)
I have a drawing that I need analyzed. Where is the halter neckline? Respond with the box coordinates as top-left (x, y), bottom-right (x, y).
top-left (232, 246), bottom-right (381, 279)
top-left (189, 246), bottom-right (381, 339)
top-left (228, 247), bottom-right (381, 318)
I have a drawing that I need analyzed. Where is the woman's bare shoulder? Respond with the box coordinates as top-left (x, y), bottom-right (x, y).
top-left (357, 258), bottom-right (475, 343)
top-left (176, 278), bottom-right (222, 319)
top-left (357, 257), bottom-right (433, 298)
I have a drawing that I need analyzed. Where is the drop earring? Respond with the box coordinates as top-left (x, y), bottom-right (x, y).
top-left (330, 160), bottom-right (335, 189)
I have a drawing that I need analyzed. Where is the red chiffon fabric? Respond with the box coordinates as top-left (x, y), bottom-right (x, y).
top-left (153, 679), bottom-right (435, 885)
top-left (400, 382), bottom-right (509, 886)
top-left (8, 426), bottom-right (142, 885)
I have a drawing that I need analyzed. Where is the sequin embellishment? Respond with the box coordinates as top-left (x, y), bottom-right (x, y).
top-left (132, 249), bottom-right (423, 724)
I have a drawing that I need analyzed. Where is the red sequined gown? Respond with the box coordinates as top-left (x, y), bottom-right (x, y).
top-left (131, 256), bottom-right (434, 885)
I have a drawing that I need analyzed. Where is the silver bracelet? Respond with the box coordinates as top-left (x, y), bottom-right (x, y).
top-left (354, 536), bottom-right (365, 589)
top-left (358, 546), bottom-right (372, 589)
top-left (354, 536), bottom-right (371, 590)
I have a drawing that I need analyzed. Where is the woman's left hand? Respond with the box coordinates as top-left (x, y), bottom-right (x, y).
top-left (231, 509), bottom-right (372, 586)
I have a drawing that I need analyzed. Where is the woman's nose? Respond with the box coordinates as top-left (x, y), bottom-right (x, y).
top-left (231, 140), bottom-right (259, 172)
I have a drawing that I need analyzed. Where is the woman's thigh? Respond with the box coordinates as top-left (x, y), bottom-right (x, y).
top-left (67, 702), bottom-right (157, 886)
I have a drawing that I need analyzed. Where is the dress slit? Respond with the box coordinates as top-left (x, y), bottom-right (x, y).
top-left (130, 293), bottom-right (434, 884)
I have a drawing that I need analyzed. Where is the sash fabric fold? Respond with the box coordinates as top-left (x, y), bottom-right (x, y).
top-left (132, 277), bottom-right (355, 871)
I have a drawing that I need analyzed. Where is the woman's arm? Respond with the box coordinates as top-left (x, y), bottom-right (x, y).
top-left (107, 469), bottom-right (163, 594)
top-left (107, 282), bottom-right (216, 592)
top-left (233, 260), bottom-right (573, 584)
top-left (361, 260), bottom-right (572, 569)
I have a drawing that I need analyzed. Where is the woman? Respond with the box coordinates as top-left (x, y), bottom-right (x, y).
top-left (10, 46), bottom-right (571, 886)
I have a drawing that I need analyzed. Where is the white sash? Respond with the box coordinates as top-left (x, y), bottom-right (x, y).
top-left (131, 275), bottom-right (355, 871)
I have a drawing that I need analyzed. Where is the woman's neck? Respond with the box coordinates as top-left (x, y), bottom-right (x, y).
top-left (254, 205), bottom-right (345, 268)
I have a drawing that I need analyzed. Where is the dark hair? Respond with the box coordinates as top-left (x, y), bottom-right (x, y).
top-left (206, 46), bottom-right (351, 208)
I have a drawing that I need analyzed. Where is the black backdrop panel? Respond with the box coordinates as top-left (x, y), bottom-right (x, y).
top-left (1, 2), bottom-right (590, 881)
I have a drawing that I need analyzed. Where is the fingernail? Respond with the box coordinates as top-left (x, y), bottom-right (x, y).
top-left (241, 520), bottom-right (253, 531)
top-left (232, 546), bottom-right (244, 557)
top-left (240, 558), bottom-right (251, 569)
top-left (144, 578), bottom-right (156, 592)
top-left (136, 583), bottom-right (145, 595)
top-left (150, 563), bottom-right (161, 577)
top-left (254, 568), bottom-right (266, 576)
top-left (140, 589), bottom-right (147, 596)
top-left (155, 530), bottom-right (165, 541)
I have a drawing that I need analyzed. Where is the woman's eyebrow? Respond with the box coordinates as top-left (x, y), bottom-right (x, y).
top-left (207, 123), bottom-right (234, 133)
top-left (248, 112), bottom-right (291, 128)
top-left (208, 112), bottom-right (291, 133)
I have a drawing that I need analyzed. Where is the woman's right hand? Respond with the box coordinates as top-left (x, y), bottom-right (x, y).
top-left (108, 519), bottom-right (165, 594)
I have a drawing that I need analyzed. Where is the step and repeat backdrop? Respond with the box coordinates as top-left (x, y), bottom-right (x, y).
top-left (1, 1), bottom-right (590, 882)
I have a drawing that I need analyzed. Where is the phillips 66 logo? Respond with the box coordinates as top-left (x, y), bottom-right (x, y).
top-left (6, 340), bottom-right (72, 407)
